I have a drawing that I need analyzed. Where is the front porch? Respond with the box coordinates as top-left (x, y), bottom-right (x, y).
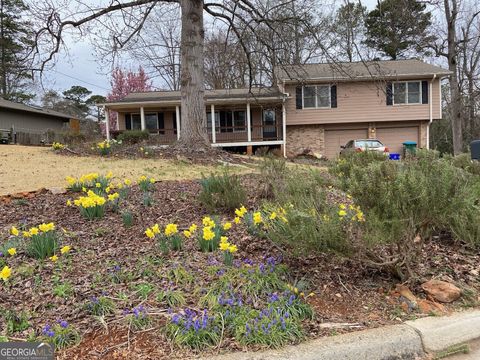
top-left (102, 88), bottom-right (287, 155)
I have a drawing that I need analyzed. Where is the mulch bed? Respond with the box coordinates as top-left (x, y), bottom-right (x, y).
top-left (0, 174), bottom-right (479, 359)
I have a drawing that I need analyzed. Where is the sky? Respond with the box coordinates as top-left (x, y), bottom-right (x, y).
top-left (42, 0), bottom-right (380, 98)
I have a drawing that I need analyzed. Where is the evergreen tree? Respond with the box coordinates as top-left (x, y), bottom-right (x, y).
top-left (0, 0), bottom-right (34, 102)
top-left (364, 0), bottom-right (434, 60)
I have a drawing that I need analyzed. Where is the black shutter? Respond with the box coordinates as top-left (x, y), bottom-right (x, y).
top-left (158, 112), bottom-right (165, 134)
top-left (422, 80), bottom-right (429, 104)
top-left (330, 84), bottom-right (337, 108)
top-left (386, 82), bottom-right (393, 106)
top-left (125, 114), bottom-right (132, 130)
top-left (295, 86), bottom-right (303, 109)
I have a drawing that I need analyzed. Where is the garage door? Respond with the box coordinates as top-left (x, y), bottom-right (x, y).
top-left (376, 126), bottom-right (419, 154)
top-left (324, 128), bottom-right (368, 159)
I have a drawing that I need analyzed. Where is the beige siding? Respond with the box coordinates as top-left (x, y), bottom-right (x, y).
top-left (284, 78), bottom-right (441, 125)
top-left (0, 109), bottom-right (68, 133)
top-left (324, 127), bottom-right (369, 159)
top-left (376, 126), bottom-right (419, 154)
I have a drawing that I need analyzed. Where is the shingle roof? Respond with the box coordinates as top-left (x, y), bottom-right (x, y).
top-left (276, 59), bottom-right (452, 83)
top-left (0, 98), bottom-right (74, 120)
top-left (102, 87), bottom-right (285, 105)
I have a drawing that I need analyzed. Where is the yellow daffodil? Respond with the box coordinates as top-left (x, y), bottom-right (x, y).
top-left (219, 242), bottom-right (230, 251)
top-left (7, 248), bottom-right (16, 256)
top-left (66, 200), bottom-right (72, 206)
top-left (269, 212), bottom-right (277, 220)
top-left (223, 222), bottom-right (232, 231)
top-left (22, 231), bottom-right (31, 238)
top-left (0, 266), bottom-right (11, 281)
top-left (339, 204), bottom-right (346, 210)
top-left (65, 176), bottom-right (76, 185)
top-left (233, 217), bottom-right (241, 224)
top-left (124, 179), bottom-right (132, 186)
top-left (220, 236), bottom-right (228, 243)
top-left (183, 230), bottom-right (192, 238)
top-left (165, 223), bottom-right (178, 236)
top-left (39, 223), bottom-right (55, 232)
top-left (202, 216), bottom-right (215, 228)
top-left (50, 255), bottom-right (58, 262)
top-left (105, 186), bottom-right (111, 193)
top-left (82, 187), bottom-right (87, 192)
top-left (107, 193), bottom-right (119, 201)
top-left (189, 224), bottom-right (198, 233)
top-left (106, 171), bottom-right (113, 179)
top-left (253, 212), bottom-right (262, 225)
top-left (95, 183), bottom-right (101, 188)
top-left (10, 226), bottom-right (19, 236)
top-left (227, 244), bottom-right (238, 253)
top-left (29, 227), bottom-right (39, 236)
top-left (203, 226), bottom-right (215, 241)
top-left (149, 178), bottom-right (155, 184)
top-left (60, 246), bottom-right (71, 254)
top-left (152, 224), bottom-right (160, 235)
top-left (338, 210), bottom-right (347, 217)
top-left (235, 206), bottom-right (247, 218)
top-left (145, 228), bottom-right (155, 239)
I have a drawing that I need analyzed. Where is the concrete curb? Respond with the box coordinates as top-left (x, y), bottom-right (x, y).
top-left (406, 309), bottom-right (480, 353)
top-left (206, 325), bottom-right (424, 360)
top-left (205, 309), bottom-right (480, 360)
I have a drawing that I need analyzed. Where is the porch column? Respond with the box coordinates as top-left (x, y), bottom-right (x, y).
top-left (175, 105), bottom-right (181, 140)
top-left (104, 106), bottom-right (110, 141)
top-left (140, 107), bottom-right (146, 130)
top-left (246, 102), bottom-right (252, 142)
top-left (210, 104), bottom-right (216, 144)
top-left (282, 102), bottom-right (287, 158)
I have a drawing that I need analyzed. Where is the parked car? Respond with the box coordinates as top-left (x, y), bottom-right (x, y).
top-left (340, 139), bottom-right (389, 156)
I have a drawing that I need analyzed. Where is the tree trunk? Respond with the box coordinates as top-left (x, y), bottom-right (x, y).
top-left (445, 0), bottom-right (463, 154)
top-left (177, 0), bottom-right (209, 149)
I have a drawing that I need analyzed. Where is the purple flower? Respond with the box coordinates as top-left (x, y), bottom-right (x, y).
top-left (42, 324), bottom-right (51, 335)
top-left (58, 320), bottom-right (68, 329)
top-left (172, 314), bottom-right (180, 324)
top-left (47, 330), bottom-right (55, 337)
top-left (245, 323), bottom-right (251, 336)
top-left (91, 296), bottom-right (99, 304)
top-left (0, 252), bottom-right (3, 257)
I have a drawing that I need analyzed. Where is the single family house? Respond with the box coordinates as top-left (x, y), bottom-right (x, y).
top-left (101, 59), bottom-right (451, 159)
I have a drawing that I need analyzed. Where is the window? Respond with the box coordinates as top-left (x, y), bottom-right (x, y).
top-left (303, 85), bottom-right (331, 108)
top-left (207, 110), bottom-right (246, 133)
top-left (393, 81), bottom-right (421, 105)
top-left (145, 113), bottom-right (158, 131)
top-left (125, 113), bottom-right (141, 130)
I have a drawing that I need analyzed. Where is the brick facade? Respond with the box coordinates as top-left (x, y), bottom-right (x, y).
top-left (285, 124), bottom-right (324, 158)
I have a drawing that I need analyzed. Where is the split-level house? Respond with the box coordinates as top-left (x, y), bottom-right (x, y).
top-left (101, 59), bottom-right (450, 159)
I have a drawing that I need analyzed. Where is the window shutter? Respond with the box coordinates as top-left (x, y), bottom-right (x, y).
top-left (295, 86), bottom-right (303, 109)
top-left (422, 80), bottom-right (429, 104)
top-left (386, 82), bottom-right (393, 106)
top-left (330, 85), bottom-right (337, 108)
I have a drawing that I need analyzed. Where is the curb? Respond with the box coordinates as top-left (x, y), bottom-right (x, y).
top-left (205, 309), bottom-right (480, 360)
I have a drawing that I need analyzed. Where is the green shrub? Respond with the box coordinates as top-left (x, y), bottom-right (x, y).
top-left (117, 130), bottom-right (149, 144)
top-left (26, 230), bottom-right (60, 260)
top-left (345, 156), bottom-right (479, 279)
top-left (450, 153), bottom-right (480, 175)
top-left (198, 170), bottom-right (246, 212)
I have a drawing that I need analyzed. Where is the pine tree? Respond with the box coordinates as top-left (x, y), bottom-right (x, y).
top-left (364, 0), bottom-right (435, 60)
top-left (0, 0), bottom-right (34, 102)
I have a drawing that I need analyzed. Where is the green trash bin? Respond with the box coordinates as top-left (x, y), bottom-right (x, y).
top-left (403, 141), bottom-right (417, 158)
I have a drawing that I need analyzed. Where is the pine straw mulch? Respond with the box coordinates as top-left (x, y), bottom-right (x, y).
top-left (0, 174), bottom-right (479, 359)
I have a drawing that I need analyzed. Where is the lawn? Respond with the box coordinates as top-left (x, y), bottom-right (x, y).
top-left (0, 149), bottom-right (479, 359)
top-left (0, 145), bottom-right (251, 196)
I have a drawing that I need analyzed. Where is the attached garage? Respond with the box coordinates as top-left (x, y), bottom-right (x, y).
top-left (376, 126), bottom-right (419, 154)
top-left (324, 127), bottom-right (368, 159)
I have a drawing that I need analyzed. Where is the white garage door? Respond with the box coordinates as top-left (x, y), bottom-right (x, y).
top-left (324, 128), bottom-right (368, 159)
top-left (376, 126), bottom-right (419, 154)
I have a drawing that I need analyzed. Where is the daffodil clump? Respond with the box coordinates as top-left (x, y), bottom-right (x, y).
top-left (17, 223), bottom-right (60, 260)
top-left (219, 236), bottom-right (237, 266)
top-left (96, 140), bottom-right (111, 155)
top-left (51, 142), bottom-right (65, 150)
top-left (73, 190), bottom-right (107, 219)
top-left (65, 172), bottom-right (111, 193)
top-left (337, 203), bottom-right (365, 222)
top-left (199, 216), bottom-right (225, 252)
top-left (145, 223), bottom-right (184, 253)
top-left (138, 175), bottom-right (156, 192)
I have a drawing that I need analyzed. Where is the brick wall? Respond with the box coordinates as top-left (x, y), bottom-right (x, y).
top-left (285, 124), bottom-right (324, 158)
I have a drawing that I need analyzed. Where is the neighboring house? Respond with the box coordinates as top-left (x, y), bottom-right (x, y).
top-left (101, 59), bottom-right (451, 159)
top-left (0, 98), bottom-right (75, 138)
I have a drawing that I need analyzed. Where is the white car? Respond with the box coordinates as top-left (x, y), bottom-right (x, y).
top-left (340, 139), bottom-right (389, 156)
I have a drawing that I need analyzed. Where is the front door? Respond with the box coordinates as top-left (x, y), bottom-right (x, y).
top-left (263, 109), bottom-right (277, 139)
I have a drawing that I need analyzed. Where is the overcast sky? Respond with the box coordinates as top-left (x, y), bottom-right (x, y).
top-left (42, 0), bottom-right (381, 97)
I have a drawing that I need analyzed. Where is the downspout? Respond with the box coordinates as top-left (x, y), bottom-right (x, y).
top-left (427, 74), bottom-right (436, 149)
top-left (280, 79), bottom-right (289, 158)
